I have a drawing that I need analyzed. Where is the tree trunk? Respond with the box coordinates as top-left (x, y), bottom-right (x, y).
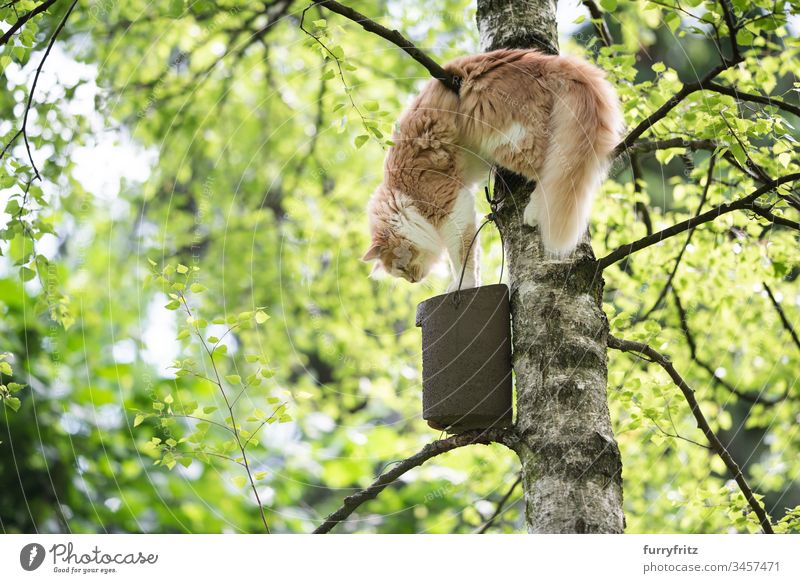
top-left (476, 0), bottom-right (625, 533)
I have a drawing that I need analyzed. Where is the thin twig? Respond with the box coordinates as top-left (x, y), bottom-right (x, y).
top-left (719, 110), bottom-right (772, 184)
top-left (763, 282), bottom-right (800, 353)
top-left (705, 81), bottom-right (800, 118)
top-left (0, 0), bottom-right (58, 46)
top-left (242, 402), bottom-right (287, 449)
top-left (313, 429), bottom-right (515, 533)
top-left (608, 334), bottom-right (774, 534)
top-left (642, 408), bottom-right (711, 450)
top-left (671, 289), bottom-right (786, 406)
top-left (640, 155), bottom-right (717, 319)
top-left (185, 450), bottom-right (245, 466)
top-left (717, 0), bottom-right (741, 62)
top-left (310, 0), bottom-right (460, 93)
top-left (749, 204), bottom-right (800, 231)
top-left (475, 474), bottom-right (522, 533)
top-left (299, 4), bottom-right (371, 136)
top-left (0, 0), bottom-right (78, 179)
top-left (171, 414), bottom-right (235, 435)
top-left (581, 0), bottom-right (613, 47)
top-left (178, 291), bottom-right (270, 533)
top-left (630, 148), bottom-right (652, 236)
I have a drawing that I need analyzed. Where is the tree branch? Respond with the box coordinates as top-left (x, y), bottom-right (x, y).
top-left (597, 172), bottom-right (800, 270)
top-left (627, 138), bottom-right (718, 154)
top-left (717, 0), bottom-right (741, 62)
top-left (640, 155), bottom-right (717, 319)
top-left (0, 0), bottom-right (58, 46)
top-left (705, 81), bottom-right (800, 118)
top-left (750, 204), bottom-right (800, 232)
top-left (0, 0), bottom-right (78, 179)
top-left (581, 0), bottom-right (613, 47)
top-left (719, 110), bottom-right (772, 184)
top-left (763, 282), bottom-right (800, 354)
top-left (313, 428), bottom-right (515, 533)
top-left (615, 59), bottom-right (741, 156)
top-left (672, 289), bottom-right (787, 406)
top-left (607, 334), bottom-right (774, 534)
top-left (310, 0), bottom-right (461, 93)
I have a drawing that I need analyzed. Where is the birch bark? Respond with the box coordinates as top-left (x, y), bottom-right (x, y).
top-left (476, 0), bottom-right (625, 533)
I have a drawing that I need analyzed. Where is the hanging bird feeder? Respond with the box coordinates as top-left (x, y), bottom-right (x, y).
top-left (415, 283), bottom-right (513, 432)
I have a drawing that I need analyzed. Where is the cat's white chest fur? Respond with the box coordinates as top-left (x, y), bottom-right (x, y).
top-left (481, 122), bottom-right (528, 155)
top-left (462, 122), bottom-right (528, 184)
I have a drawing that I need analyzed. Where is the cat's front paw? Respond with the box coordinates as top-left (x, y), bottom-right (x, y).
top-left (523, 200), bottom-right (538, 227)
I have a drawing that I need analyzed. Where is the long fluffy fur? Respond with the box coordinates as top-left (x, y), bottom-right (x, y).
top-left (530, 57), bottom-right (623, 253)
top-left (364, 49), bottom-right (622, 286)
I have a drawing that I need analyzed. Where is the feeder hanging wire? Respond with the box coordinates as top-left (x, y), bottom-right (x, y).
top-left (454, 170), bottom-right (506, 304)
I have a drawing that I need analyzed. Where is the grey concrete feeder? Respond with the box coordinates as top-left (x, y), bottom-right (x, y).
top-left (415, 284), bottom-right (513, 432)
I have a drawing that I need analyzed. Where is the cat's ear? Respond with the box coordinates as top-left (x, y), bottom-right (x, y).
top-left (361, 243), bottom-right (382, 262)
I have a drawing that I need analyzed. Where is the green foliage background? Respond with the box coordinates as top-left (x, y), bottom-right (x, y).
top-left (1, 0), bottom-right (799, 533)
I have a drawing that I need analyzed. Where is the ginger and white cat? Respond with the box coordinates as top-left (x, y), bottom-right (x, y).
top-left (362, 49), bottom-right (623, 291)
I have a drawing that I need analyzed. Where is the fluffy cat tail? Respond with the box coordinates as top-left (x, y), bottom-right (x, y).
top-left (534, 61), bottom-right (622, 256)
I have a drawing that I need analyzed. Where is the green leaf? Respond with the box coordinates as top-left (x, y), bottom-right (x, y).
top-left (231, 475), bottom-right (248, 488)
top-left (167, 0), bottom-right (184, 19)
top-left (225, 374), bottom-right (242, 384)
top-left (3, 396), bottom-right (21, 412)
top-left (20, 266), bottom-right (36, 282)
top-left (354, 134), bottom-right (369, 149)
top-left (599, 0), bottom-right (617, 11)
top-left (176, 264), bottom-right (189, 274)
top-left (134, 414), bottom-right (145, 427)
top-left (255, 310), bottom-right (269, 324)
top-left (664, 11), bottom-right (680, 32)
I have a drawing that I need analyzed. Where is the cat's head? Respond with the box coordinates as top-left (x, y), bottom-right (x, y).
top-left (362, 233), bottom-right (438, 283)
top-left (362, 186), bottom-right (440, 283)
